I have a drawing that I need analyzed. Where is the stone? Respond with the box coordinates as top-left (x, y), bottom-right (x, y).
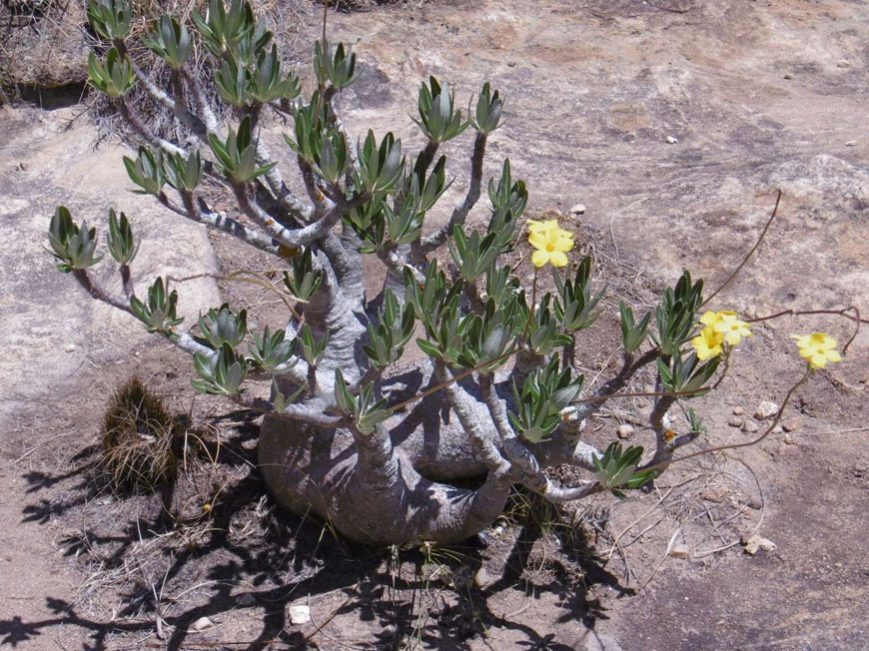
top-left (474, 567), bottom-right (493, 588)
top-left (665, 135), bottom-right (679, 144)
top-left (728, 415), bottom-right (743, 428)
top-left (783, 72), bottom-right (794, 80)
top-left (617, 424), bottom-right (635, 440)
top-left (3, 1), bottom-right (89, 88)
top-left (701, 488), bottom-right (726, 503)
top-left (742, 420), bottom-right (759, 434)
top-left (837, 59), bottom-right (851, 68)
top-left (191, 616), bottom-right (214, 631)
top-left (845, 140), bottom-right (857, 147)
top-left (289, 604), bottom-right (311, 625)
top-left (783, 433), bottom-right (794, 445)
top-left (569, 202), bottom-right (587, 215)
top-left (732, 406), bottom-right (744, 416)
top-left (741, 534), bottom-right (776, 555)
top-left (781, 416), bottom-right (804, 432)
top-left (754, 401), bottom-right (779, 420)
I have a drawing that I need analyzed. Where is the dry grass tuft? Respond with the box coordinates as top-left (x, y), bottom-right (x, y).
top-left (101, 376), bottom-right (184, 494)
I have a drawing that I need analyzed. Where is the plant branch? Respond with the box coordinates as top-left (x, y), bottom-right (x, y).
top-left (118, 99), bottom-right (187, 158)
top-left (70, 268), bottom-right (212, 357)
top-left (702, 189), bottom-right (781, 307)
top-left (747, 305), bottom-right (863, 354)
top-left (234, 183), bottom-right (367, 249)
top-left (640, 368), bottom-right (813, 474)
top-left (158, 191), bottom-right (282, 255)
top-left (436, 362), bottom-right (507, 472)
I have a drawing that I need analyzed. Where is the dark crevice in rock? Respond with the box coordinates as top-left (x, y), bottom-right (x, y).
top-left (4, 80), bottom-right (88, 110)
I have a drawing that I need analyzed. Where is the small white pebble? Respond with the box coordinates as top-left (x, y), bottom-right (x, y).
top-left (64, 344), bottom-right (76, 353)
top-left (569, 202), bottom-right (587, 216)
top-left (665, 135), bottom-right (679, 144)
top-left (617, 424), bottom-right (635, 440)
top-left (755, 401), bottom-right (779, 420)
top-left (191, 616), bottom-right (213, 631)
top-left (289, 604), bottom-right (311, 625)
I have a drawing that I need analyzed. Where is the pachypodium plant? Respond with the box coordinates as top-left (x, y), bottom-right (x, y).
top-left (51, 0), bottom-right (849, 546)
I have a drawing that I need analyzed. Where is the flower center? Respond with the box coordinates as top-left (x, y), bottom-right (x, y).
top-left (546, 242), bottom-right (555, 252)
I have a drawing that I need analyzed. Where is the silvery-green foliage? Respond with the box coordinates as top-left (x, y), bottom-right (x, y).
top-left (593, 443), bottom-right (658, 498)
top-left (130, 277), bottom-right (183, 333)
top-left (48, 206), bottom-right (103, 272)
top-left (198, 304), bottom-right (248, 349)
top-left (107, 209), bottom-right (138, 266)
top-left (192, 343), bottom-right (248, 396)
top-left (86, 0), bottom-right (131, 41)
top-left (249, 327), bottom-right (295, 372)
top-left (510, 356), bottom-right (584, 443)
top-left (144, 16), bottom-right (192, 69)
top-left (87, 49), bottom-right (135, 98)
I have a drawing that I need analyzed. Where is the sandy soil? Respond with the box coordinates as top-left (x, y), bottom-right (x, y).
top-left (1, 1), bottom-right (867, 649)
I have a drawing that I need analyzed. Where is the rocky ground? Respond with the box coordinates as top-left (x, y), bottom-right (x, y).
top-left (1, 0), bottom-right (867, 649)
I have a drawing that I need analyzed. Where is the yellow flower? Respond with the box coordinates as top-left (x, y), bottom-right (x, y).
top-left (713, 312), bottom-right (752, 347)
top-left (528, 219), bottom-right (574, 268)
top-left (699, 310), bottom-right (752, 347)
top-left (691, 325), bottom-right (724, 360)
top-left (700, 310), bottom-right (732, 327)
top-left (793, 332), bottom-right (842, 369)
top-left (527, 218), bottom-right (559, 234)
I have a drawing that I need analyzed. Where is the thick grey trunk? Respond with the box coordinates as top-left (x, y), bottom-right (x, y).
top-left (259, 414), bottom-right (511, 545)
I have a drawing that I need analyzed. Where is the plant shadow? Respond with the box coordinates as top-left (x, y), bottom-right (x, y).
top-left (5, 411), bottom-right (629, 650)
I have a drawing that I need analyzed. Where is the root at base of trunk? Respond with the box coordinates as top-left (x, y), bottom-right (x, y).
top-left (258, 407), bottom-right (512, 545)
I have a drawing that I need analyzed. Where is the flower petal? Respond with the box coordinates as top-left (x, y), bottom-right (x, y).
top-left (528, 231), bottom-right (548, 250)
top-left (531, 250), bottom-right (550, 268)
top-left (550, 250), bottom-right (568, 267)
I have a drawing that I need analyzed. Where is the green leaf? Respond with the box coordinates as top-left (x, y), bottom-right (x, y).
top-left (106, 208), bottom-right (138, 265)
top-left (314, 39), bottom-right (356, 90)
top-left (87, 0), bottom-right (132, 41)
top-left (130, 277), bottom-right (184, 333)
top-left (143, 15), bottom-right (192, 69)
top-left (198, 303), bottom-right (247, 348)
top-left (282, 247), bottom-right (323, 301)
top-left (414, 76), bottom-right (469, 143)
top-left (333, 368), bottom-right (355, 414)
top-left (248, 326), bottom-right (294, 372)
top-left (295, 324), bottom-right (328, 367)
top-left (192, 343), bottom-right (247, 395)
top-left (123, 147), bottom-right (165, 195)
top-left (473, 82), bottom-right (503, 134)
top-left (619, 302), bottom-right (651, 354)
top-left (47, 206), bottom-right (103, 272)
top-left (87, 48), bottom-right (135, 97)
top-left (163, 150), bottom-right (202, 192)
top-left (209, 116), bottom-right (276, 183)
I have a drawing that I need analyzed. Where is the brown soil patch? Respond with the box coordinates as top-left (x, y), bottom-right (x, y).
top-left (1, 1), bottom-right (867, 649)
